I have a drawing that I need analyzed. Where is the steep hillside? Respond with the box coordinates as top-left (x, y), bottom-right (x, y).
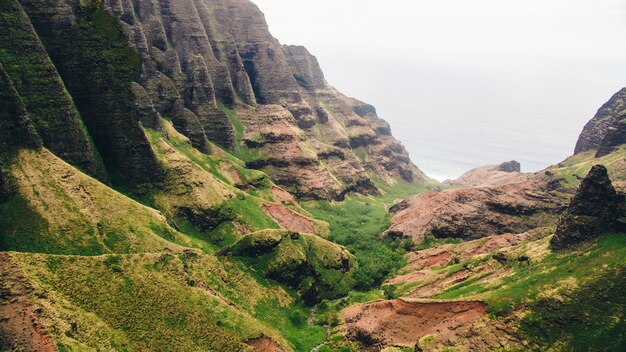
top-left (324, 89), bottom-right (626, 351)
top-left (0, 0), bottom-right (430, 350)
top-left (98, 0), bottom-right (429, 200)
top-left (575, 87), bottom-right (626, 157)
top-left (384, 89), bottom-right (626, 243)
top-left (1, 0), bottom-right (625, 351)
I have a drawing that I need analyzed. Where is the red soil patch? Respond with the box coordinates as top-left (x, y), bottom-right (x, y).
top-left (343, 299), bottom-right (487, 348)
top-left (0, 253), bottom-right (56, 352)
top-left (406, 250), bottom-right (452, 271)
top-left (408, 270), bottom-right (472, 298)
top-left (226, 166), bottom-right (244, 185)
top-left (271, 186), bottom-right (295, 205)
top-left (471, 233), bottom-right (523, 256)
top-left (262, 203), bottom-right (320, 234)
top-left (247, 334), bottom-right (283, 352)
top-left (384, 271), bottom-right (426, 285)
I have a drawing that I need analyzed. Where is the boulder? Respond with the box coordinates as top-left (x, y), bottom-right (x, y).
top-left (550, 165), bottom-right (626, 250)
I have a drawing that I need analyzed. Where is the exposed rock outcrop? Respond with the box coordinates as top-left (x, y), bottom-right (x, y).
top-left (550, 165), bottom-right (625, 250)
top-left (575, 88), bottom-right (626, 157)
top-left (95, 0), bottom-right (427, 199)
top-left (386, 178), bottom-right (565, 242)
top-left (445, 160), bottom-right (527, 187)
top-left (18, 0), bottom-right (164, 185)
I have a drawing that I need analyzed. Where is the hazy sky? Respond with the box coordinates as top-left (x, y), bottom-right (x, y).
top-left (253, 0), bottom-right (626, 63)
top-left (251, 0), bottom-right (626, 179)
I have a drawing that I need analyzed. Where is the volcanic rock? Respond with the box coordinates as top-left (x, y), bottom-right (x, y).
top-left (386, 178), bottom-right (565, 242)
top-left (445, 160), bottom-right (527, 187)
top-left (575, 88), bottom-right (626, 157)
top-left (550, 165), bottom-right (626, 250)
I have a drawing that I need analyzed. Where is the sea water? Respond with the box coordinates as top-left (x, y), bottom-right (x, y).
top-left (319, 53), bottom-right (626, 180)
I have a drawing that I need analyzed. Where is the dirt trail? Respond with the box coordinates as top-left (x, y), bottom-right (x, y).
top-left (343, 299), bottom-right (487, 349)
top-left (0, 253), bottom-right (57, 352)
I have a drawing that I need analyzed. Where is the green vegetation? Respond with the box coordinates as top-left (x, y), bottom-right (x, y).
top-left (217, 103), bottom-right (264, 162)
top-left (547, 146), bottom-right (626, 186)
top-left (224, 229), bottom-right (357, 304)
top-left (434, 234), bottom-right (626, 319)
top-left (303, 179), bottom-right (429, 290)
top-left (255, 299), bottom-right (327, 351)
top-left (0, 149), bottom-right (193, 255)
top-left (9, 252), bottom-right (292, 351)
top-left (519, 265), bottom-right (626, 351)
top-left (306, 196), bottom-right (405, 289)
top-left (415, 235), bottom-right (461, 250)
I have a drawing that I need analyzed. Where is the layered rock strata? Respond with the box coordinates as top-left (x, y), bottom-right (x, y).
top-left (98, 0), bottom-right (426, 198)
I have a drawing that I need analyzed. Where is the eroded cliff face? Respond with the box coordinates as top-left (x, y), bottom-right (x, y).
top-left (100, 0), bottom-right (427, 199)
top-left (575, 88), bottom-right (626, 157)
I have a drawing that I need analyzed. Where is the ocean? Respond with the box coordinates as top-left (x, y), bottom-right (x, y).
top-left (317, 53), bottom-right (626, 181)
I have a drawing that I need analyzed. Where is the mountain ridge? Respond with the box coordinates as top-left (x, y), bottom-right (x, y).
top-left (1, 0), bottom-right (625, 351)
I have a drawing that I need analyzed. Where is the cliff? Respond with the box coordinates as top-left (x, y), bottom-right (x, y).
top-left (575, 87), bottom-right (626, 157)
top-left (99, 0), bottom-right (427, 199)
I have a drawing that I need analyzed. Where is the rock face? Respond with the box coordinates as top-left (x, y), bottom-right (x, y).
top-left (498, 160), bottom-right (521, 173)
top-left (0, 0), bottom-right (105, 179)
top-left (386, 178), bottom-right (565, 242)
top-left (444, 160), bottom-right (527, 187)
top-left (0, 63), bottom-right (41, 154)
top-left (575, 88), bottom-right (626, 157)
top-left (0, 0), bottom-right (427, 199)
top-left (550, 165), bottom-right (625, 250)
top-left (95, 0), bottom-right (426, 199)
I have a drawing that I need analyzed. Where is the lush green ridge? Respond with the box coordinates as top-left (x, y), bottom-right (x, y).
top-left (0, 0), bottom-right (105, 178)
top-left (304, 180), bottom-right (428, 290)
top-left (18, 0), bottom-right (162, 184)
top-left (1, 1), bottom-right (624, 351)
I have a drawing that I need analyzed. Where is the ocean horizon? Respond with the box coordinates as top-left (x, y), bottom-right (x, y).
top-left (317, 52), bottom-right (626, 181)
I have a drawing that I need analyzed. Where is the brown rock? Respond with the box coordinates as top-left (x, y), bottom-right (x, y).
top-left (575, 88), bottom-right (626, 157)
top-left (386, 178), bottom-right (564, 242)
top-left (445, 161), bottom-right (528, 188)
top-left (550, 165), bottom-right (626, 250)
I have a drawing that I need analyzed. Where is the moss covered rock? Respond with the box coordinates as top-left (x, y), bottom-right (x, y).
top-left (223, 229), bottom-right (356, 304)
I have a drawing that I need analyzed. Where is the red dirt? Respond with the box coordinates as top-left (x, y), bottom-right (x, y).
top-left (384, 271), bottom-right (427, 285)
top-left (226, 166), bottom-right (244, 185)
top-left (407, 270), bottom-right (472, 298)
top-left (262, 203), bottom-right (320, 234)
top-left (271, 186), bottom-right (295, 205)
top-left (470, 233), bottom-right (524, 256)
top-left (406, 250), bottom-right (453, 271)
top-left (343, 299), bottom-right (487, 348)
top-left (0, 253), bottom-right (57, 352)
top-left (246, 334), bottom-right (284, 352)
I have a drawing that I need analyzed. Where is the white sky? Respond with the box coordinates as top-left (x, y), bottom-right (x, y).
top-left (252, 0), bottom-right (626, 64)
